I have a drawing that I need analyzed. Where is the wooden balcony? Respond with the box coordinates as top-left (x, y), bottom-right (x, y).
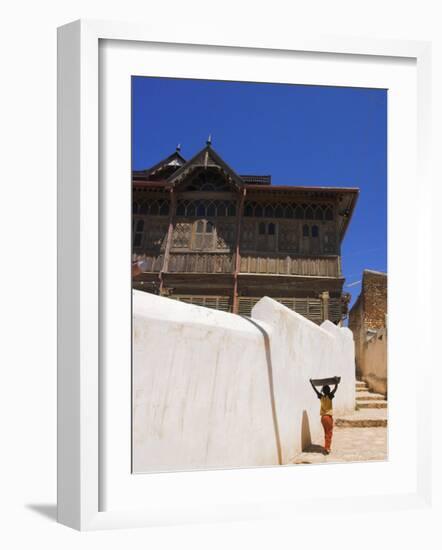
top-left (239, 254), bottom-right (341, 277)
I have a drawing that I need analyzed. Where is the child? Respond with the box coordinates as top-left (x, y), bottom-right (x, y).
top-left (309, 378), bottom-right (339, 454)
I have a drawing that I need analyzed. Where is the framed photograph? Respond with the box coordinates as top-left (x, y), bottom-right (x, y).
top-left (57, 19), bottom-right (432, 530)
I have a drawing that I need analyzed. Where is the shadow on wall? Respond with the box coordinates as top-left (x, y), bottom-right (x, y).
top-left (301, 412), bottom-right (325, 453)
top-left (301, 410), bottom-right (312, 451)
top-left (243, 316), bottom-right (282, 466)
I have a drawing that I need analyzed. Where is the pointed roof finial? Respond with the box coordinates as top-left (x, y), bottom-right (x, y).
top-left (206, 134), bottom-right (212, 146)
top-left (176, 143), bottom-right (181, 152)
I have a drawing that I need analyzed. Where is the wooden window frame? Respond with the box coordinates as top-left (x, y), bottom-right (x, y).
top-left (132, 217), bottom-right (145, 248)
top-left (191, 219), bottom-right (217, 251)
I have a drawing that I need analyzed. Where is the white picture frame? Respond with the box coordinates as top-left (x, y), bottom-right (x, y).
top-left (57, 19), bottom-right (432, 531)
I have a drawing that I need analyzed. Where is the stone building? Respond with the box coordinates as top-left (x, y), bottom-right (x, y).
top-left (132, 142), bottom-right (359, 324)
top-left (348, 269), bottom-right (387, 394)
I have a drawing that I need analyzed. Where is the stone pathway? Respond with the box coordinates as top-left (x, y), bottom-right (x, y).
top-left (291, 380), bottom-right (388, 465)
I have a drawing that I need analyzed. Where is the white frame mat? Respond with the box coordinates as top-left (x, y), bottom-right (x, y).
top-left (57, 19), bottom-right (432, 530)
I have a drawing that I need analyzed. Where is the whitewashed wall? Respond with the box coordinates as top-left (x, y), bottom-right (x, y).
top-left (133, 291), bottom-right (355, 473)
top-left (252, 297), bottom-right (355, 464)
top-left (361, 328), bottom-right (388, 396)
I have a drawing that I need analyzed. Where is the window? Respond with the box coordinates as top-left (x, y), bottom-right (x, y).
top-left (258, 222), bottom-right (277, 236)
top-left (135, 199), bottom-right (170, 216)
top-left (314, 207), bottom-right (323, 220)
top-left (133, 219), bottom-right (144, 248)
top-left (241, 201), bottom-right (334, 221)
top-left (303, 224), bottom-right (309, 237)
top-left (243, 201), bottom-right (298, 219)
top-left (295, 205), bottom-right (304, 219)
top-left (175, 199), bottom-right (236, 217)
top-left (159, 201), bottom-right (169, 216)
top-left (244, 203), bottom-right (254, 217)
top-left (325, 207), bottom-right (334, 220)
top-left (264, 204), bottom-right (273, 217)
top-left (183, 170), bottom-right (231, 191)
top-left (207, 202), bottom-right (216, 217)
top-left (275, 205), bottom-right (284, 218)
top-left (312, 225), bottom-right (319, 237)
top-left (193, 220), bottom-right (216, 250)
top-left (305, 206), bottom-right (314, 220)
top-left (256, 221), bottom-right (278, 251)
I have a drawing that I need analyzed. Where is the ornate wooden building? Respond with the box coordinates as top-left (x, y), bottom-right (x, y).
top-left (132, 142), bottom-right (359, 324)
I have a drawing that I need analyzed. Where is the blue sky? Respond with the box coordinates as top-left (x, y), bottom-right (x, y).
top-left (132, 77), bottom-right (387, 308)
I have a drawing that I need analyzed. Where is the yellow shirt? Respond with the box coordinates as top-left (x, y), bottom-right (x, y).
top-left (320, 395), bottom-right (333, 416)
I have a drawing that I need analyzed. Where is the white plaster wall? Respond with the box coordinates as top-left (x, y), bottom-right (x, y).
top-left (133, 291), bottom-right (277, 472)
top-left (133, 291), bottom-right (355, 473)
top-left (361, 329), bottom-right (388, 396)
top-left (252, 298), bottom-right (355, 464)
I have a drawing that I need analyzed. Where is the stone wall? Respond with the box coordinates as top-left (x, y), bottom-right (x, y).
top-left (133, 290), bottom-right (355, 473)
top-left (362, 270), bottom-right (387, 330)
top-left (348, 270), bottom-right (387, 394)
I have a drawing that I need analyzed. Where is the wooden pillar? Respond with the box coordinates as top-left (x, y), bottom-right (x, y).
top-left (232, 188), bottom-right (246, 314)
top-left (321, 290), bottom-right (330, 322)
top-left (159, 187), bottom-right (176, 295)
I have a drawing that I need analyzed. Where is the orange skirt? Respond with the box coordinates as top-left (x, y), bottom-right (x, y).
top-left (321, 414), bottom-right (334, 451)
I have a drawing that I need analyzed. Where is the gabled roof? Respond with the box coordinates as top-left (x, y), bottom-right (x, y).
top-left (131, 144), bottom-right (359, 241)
top-left (133, 150), bottom-right (186, 180)
top-left (167, 145), bottom-right (244, 190)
